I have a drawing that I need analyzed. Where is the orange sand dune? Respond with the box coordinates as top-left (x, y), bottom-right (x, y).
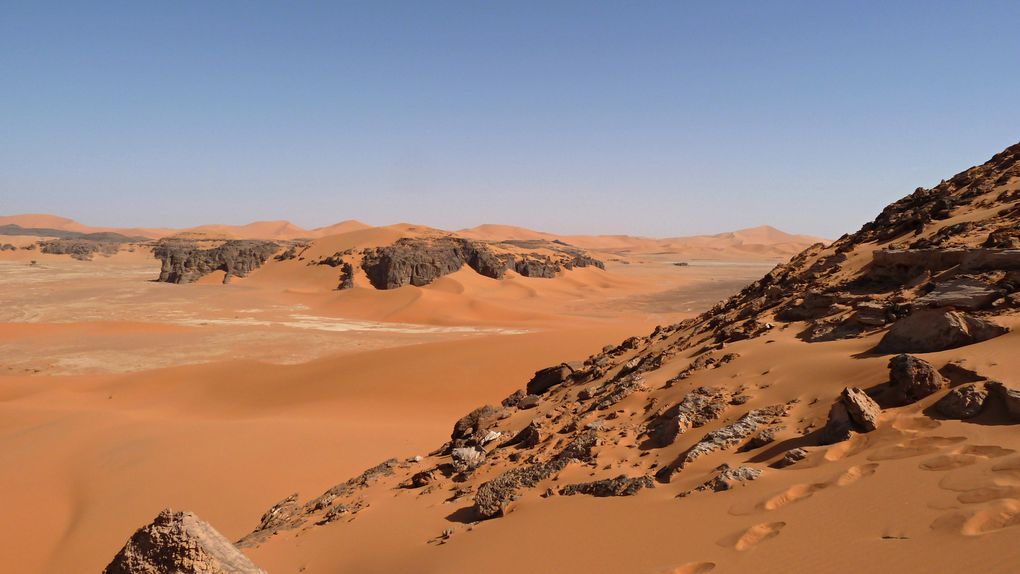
top-left (0, 213), bottom-right (173, 239)
top-left (459, 223), bottom-right (826, 259)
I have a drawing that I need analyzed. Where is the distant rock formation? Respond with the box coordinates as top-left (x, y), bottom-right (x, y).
top-left (153, 239), bottom-right (279, 284)
top-left (38, 239), bottom-right (122, 260)
top-left (103, 509), bottom-right (265, 574)
top-left (358, 237), bottom-right (604, 289)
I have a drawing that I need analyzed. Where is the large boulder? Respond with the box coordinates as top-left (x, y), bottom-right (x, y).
top-left (526, 363), bottom-right (576, 395)
top-left (986, 381), bottom-right (1020, 421)
top-left (821, 387), bottom-right (881, 444)
top-left (888, 354), bottom-right (947, 402)
top-left (451, 405), bottom-right (505, 446)
top-left (935, 384), bottom-right (989, 419)
top-left (104, 509), bottom-right (265, 574)
top-left (875, 310), bottom-right (1008, 353)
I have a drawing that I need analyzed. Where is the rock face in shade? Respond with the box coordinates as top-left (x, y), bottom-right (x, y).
top-left (986, 381), bottom-right (1020, 421)
top-left (154, 239), bottom-right (279, 284)
top-left (875, 310), bottom-right (1009, 354)
top-left (104, 509), bottom-right (266, 574)
top-left (359, 237), bottom-right (604, 289)
top-left (935, 384), bottom-right (989, 419)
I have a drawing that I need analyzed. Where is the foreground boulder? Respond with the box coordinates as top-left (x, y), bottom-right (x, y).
top-left (986, 381), bottom-right (1020, 421)
top-left (935, 384), bottom-right (989, 419)
top-left (875, 310), bottom-right (1008, 353)
top-left (822, 387), bottom-right (881, 444)
top-left (104, 509), bottom-right (265, 574)
top-left (526, 363), bottom-right (576, 395)
top-left (888, 354), bottom-right (947, 402)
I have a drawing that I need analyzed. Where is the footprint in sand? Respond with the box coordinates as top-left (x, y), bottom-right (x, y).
top-left (919, 453), bottom-right (983, 471)
top-left (759, 463), bottom-right (880, 511)
top-left (761, 483), bottom-right (827, 510)
top-left (961, 499), bottom-right (1020, 535)
top-left (668, 562), bottom-right (715, 574)
top-left (933, 499), bottom-right (1020, 536)
top-left (834, 463), bottom-right (879, 486)
top-left (920, 445), bottom-right (1016, 471)
top-left (957, 485), bottom-right (1020, 504)
top-left (731, 521), bottom-right (786, 551)
top-left (867, 436), bottom-right (966, 461)
top-left (823, 434), bottom-right (869, 461)
top-left (892, 415), bottom-right (942, 432)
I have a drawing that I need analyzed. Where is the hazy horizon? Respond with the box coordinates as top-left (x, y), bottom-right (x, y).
top-left (4, 2), bottom-right (1020, 238)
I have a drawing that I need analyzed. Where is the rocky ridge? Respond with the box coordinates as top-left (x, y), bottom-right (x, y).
top-left (313, 236), bottom-right (605, 290)
top-left (153, 239), bottom-right (280, 284)
top-left (104, 141), bottom-right (1020, 570)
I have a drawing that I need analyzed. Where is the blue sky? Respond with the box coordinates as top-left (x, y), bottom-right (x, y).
top-left (3, 1), bottom-right (1019, 237)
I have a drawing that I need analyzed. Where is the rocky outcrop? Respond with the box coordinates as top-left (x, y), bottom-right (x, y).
top-left (888, 354), bottom-right (947, 403)
top-left (154, 240), bottom-right (279, 284)
top-left (822, 387), bottom-right (881, 444)
top-left (337, 262), bottom-right (355, 290)
top-left (679, 465), bottom-right (762, 496)
top-left (773, 448), bottom-right (808, 468)
top-left (104, 509), bottom-right (265, 574)
top-left (239, 458), bottom-right (400, 546)
top-left (646, 386), bottom-right (730, 448)
top-left (559, 475), bottom-right (653, 497)
top-left (657, 405), bottom-right (787, 482)
top-left (451, 446), bottom-right (487, 472)
top-left (474, 430), bottom-right (599, 519)
top-left (875, 310), bottom-right (1008, 354)
top-left (935, 384), bottom-right (989, 419)
top-left (359, 237), bottom-right (604, 289)
top-left (526, 363), bottom-right (578, 395)
top-left (38, 239), bottom-right (121, 260)
top-left (451, 405), bottom-right (506, 449)
top-left (914, 278), bottom-right (1005, 310)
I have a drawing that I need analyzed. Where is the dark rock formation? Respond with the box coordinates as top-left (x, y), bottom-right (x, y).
top-left (646, 386), bottom-right (730, 448)
top-left (451, 405), bottom-right (506, 448)
top-left (875, 310), bottom-right (1008, 354)
top-left (154, 240), bottom-right (279, 284)
top-left (104, 509), bottom-right (265, 574)
top-left (38, 239), bottom-right (121, 260)
top-left (526, 363), bottom-right (577, 395)
top-left (888, 354), bottom-right (947, 403)
top-left (359, 236), bottom-right (604, 289)
top-left (508, 422), bottom-right (543, 448)
top-left (935, 384), bottom-right (989, 419)
top-left (657, 405), bottom-right (787, 482)
top-left (986, 381), bottom-right (1020, 421)
top-left (474, 430), bottom-right (598, 519)
top-left (559, 475), bottom-right (653, 497)
top-left (337, 262), bottom-right (355, 290)
top-left (773, 448), bottom-right (808, 468)
top-left (679, 465), bottom-right (762, 496)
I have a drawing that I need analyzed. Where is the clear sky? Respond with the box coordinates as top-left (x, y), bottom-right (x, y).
top-left (3, 1), bottom-right (1020, 238)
